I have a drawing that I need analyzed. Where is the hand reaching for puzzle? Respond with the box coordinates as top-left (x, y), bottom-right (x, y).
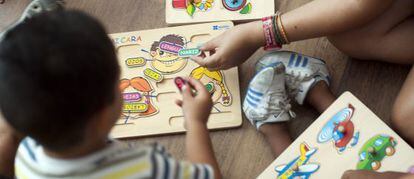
top-left (191, 21), bottom-right (265, 71)
top-left (175, 78), bottom-right (213, 129)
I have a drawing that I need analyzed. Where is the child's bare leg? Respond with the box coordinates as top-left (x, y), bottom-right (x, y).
top-left (329, 0), bottom-right (414, 63)
top-left (259, 81), bottom-right (335, 156)
top-left (306, 81), bottom-right (336, 113)
top-left (392, 66), bottom-right (414, 146)
top-left (259, 123), bottom-right (292, 157)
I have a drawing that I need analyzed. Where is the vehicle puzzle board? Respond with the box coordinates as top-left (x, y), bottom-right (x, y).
top-left (108, 21), bottom-right (242, 138)
top-left (258, 92), bottom-right (414, 178)
top-left (166, 0), bottom-right (275, 25)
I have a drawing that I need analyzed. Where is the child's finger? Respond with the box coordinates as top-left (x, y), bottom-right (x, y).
top-left (199, 37), bottom-right (219, 51)
top-left (181, 84), bottom-right (193, 99)
top-left (201, 55), bottom-right (221, 69)
top-left (175, 99), bottom-right (183, 107)
top-left (187, 78), bottom-right (208, 94)
top-left (190, 56), bottom-right (207, 66)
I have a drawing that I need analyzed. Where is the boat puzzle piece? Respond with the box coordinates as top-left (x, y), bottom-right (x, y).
top-left (356, 134), bottom-right (397, 171)
top-left (318, 104), bottom-right (360, 153)
top-left (275, 142), bottom-right (320, 179)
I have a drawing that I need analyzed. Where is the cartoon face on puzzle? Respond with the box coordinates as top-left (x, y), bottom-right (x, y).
top-left (317, 104), bottom-right (360, 153)
top-left (150, 34), bottom-right (188, 74)
top-left (119, 77), bottom-right (158, 120)
top-left (190, 66), bottom-right (231, 106)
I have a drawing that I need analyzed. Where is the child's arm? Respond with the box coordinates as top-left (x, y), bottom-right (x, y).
top-left (192, 0), bottom-right (394, 70)
top-left (175, 78), bottom-right (221, 179)
top-left (342, 170), bottom-right (413, 179)
top-left (0, 114), bottom-right (22, 177)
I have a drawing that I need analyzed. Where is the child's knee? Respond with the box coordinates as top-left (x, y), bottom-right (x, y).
top-left (391, 102), bottom-right (411, 129)
top-left (328, 33), bottom-right (374, 60)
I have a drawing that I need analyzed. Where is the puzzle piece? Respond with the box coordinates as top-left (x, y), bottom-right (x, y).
top-left (190, 66), bottom-right (232, 106)
top-left (274, 142), bottom-right (320, 179)
top-left (356, 134), bottom-right (397, 171)
top-left (318, 104), bottom-right (360, 153)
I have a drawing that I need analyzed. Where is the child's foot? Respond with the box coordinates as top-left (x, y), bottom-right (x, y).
top-left (0, 0), bottom-right (65, 40)
top-left (243, 63), bottom-right (295, 129)
top-left (256, 51), bottom-right (330, 105)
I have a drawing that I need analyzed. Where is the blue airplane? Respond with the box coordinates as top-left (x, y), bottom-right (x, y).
top-left (275, 143), bottom-right (320, 179)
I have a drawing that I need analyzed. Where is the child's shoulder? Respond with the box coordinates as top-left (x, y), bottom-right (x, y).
top-left (96, 140), bottom-right (169, 165)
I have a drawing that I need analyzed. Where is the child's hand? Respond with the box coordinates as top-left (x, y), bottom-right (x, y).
top-left (175, 78), bottom-right (213, 129)
top-left (191, 21), bottom-right (265, 71)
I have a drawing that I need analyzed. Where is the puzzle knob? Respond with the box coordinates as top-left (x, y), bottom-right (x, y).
top-left (172, 0), bottom-right (190, 9)
top-left (292, 164), bottom-right (299, 171)
top-left (337, 126), bottom-right (345, 133)
top-left (368, 147), bottom-right (376, 155)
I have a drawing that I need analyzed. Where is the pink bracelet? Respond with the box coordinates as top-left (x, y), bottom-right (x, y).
top-left (262, 16), bottom-right (281, 50)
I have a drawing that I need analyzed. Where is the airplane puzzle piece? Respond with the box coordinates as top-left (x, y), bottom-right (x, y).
top-left (318, 104), bottom-right (360, 153)
top-left (357, 134), bottom-right (397, 171)
top-left (275, 142), bottom-right (320, 179)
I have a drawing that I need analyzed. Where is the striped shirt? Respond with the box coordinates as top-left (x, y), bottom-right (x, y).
top-left (15, 138), bottom-right (213, 179)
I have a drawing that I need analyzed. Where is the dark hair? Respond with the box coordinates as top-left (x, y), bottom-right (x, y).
top-left (150, 34), bottom-right (185, 52)
top-left (0, 10), bottom-right (120, 151)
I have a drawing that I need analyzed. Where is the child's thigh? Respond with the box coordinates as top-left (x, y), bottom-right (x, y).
top-left (328, 0), bottom-right (414, 64)
top-left (392, 66), bottom-right (414, 145)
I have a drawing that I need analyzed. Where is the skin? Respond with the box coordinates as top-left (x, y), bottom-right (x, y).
top-left (0, 112), bottom-right (23, 177)
top-left (259, 81), bottom-right (335, 157)
top-left (175, 77), bottom-right (222, 179)
top-left (341, 170), bottom-right (414, 179)
top-left (198, 75), bottom-right (223, 104)
top-left (192, 0), bottom-right (413, 177)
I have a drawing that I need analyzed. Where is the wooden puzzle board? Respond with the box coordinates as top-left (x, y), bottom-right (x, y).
top-left (165, 0), bottom-right (275, 25)
top-left (258, 92), bottom-right (414, 178)
top-left (108, 21), bottom-right (242, 138)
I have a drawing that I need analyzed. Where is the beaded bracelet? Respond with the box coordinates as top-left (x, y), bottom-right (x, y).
top-left (277, 13), bottom-right (290, 44)
top-left (272, 12), bottom-right (285, 45)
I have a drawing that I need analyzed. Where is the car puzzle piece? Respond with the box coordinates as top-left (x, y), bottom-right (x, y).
top-left (357, 134), bottom-right (397, 171)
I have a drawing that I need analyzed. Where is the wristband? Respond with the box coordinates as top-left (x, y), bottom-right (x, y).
top-left (262, 16), bottom-right (281, 50)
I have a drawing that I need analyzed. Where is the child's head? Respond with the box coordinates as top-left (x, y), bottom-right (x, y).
top-left (0, 10), bottom-right (121, 152)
